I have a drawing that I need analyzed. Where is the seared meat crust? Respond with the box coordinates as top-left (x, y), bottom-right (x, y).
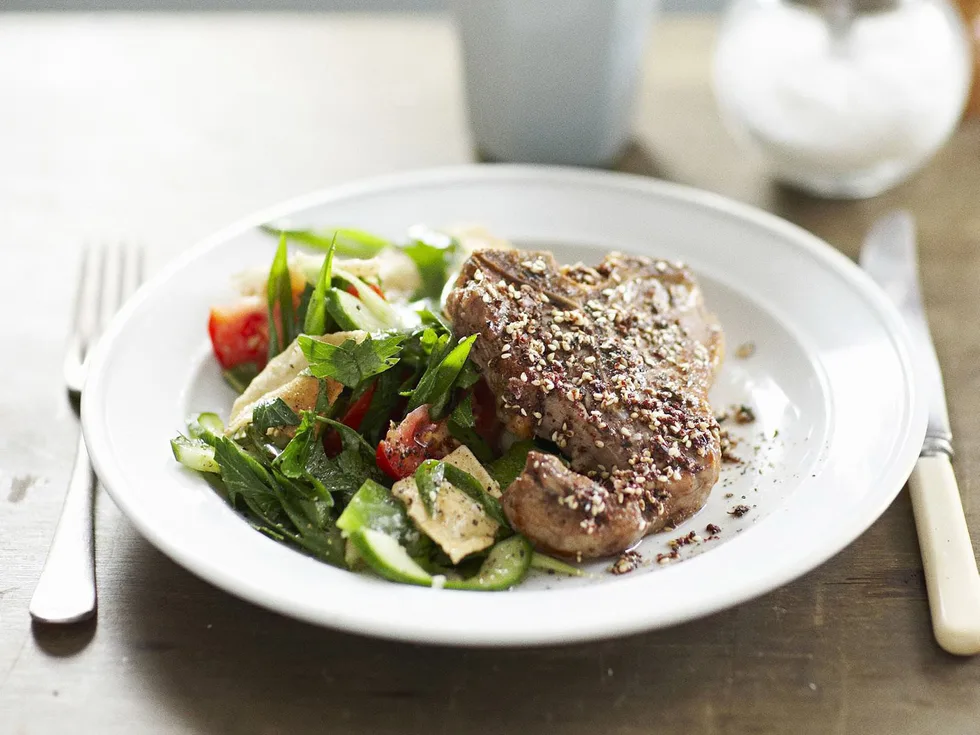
top-left (445, 249), bottom-right (723, 558)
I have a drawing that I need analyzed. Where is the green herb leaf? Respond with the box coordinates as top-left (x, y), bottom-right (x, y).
top-left (454, 360), bottom-right (481, 391)
top-left (260, 225), bottom-right (390, 259)
top-left (530, 552), bottom-right (585, 577)
top-left (416, 306), bottom-right (451, 332)
top-left (252, 398), bottom-right (300, 434)
top-left (308, 416), bottom-right (387, 503)
top-left (294, 283), bottom-right (314, 334)
top-left (303, 236), bottom-right (336, 336)
top-left (414, 459), bottom-right (446, 516)
top-left (263, 470), bottom-right (344, 566)
top-left (356, 369), bottom-right (403, 445)
top-left (212, 436), bottom-right (284, 526)
top-left (447, 395), bottom-right (493, 463)
top-left (222, 362), bottom-right (260, 394)
top-left (270, 413), bottom-right (337, 510)
top-left (408, 334), bottom-right (477, 418)
top-left (286, 519), bottom-right (346, 567)
top-left (299, 334), bottom-right (404, 388)
top-left (488, 440), bottom-right (535, 490)
top-left (442, 463), bottom-right (510, 528)
top-left (274, 412), bottom-right (319, 480)
top-left (399, 226), bottom-right (458, 300)
top-left (449, 395), bottom-right (475, 428)
top-left (266, 234), bottom-right (295, 360)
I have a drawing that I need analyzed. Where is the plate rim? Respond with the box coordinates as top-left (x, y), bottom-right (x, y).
top-left (82, 164), bottom-right (927, 645)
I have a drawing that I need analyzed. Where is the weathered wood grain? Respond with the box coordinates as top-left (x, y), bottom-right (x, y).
top-left (2, 13), bottom-right (979, 734)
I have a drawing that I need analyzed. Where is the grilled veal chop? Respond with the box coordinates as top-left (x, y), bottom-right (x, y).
top-left (445, 249), bottom-right (724, 558)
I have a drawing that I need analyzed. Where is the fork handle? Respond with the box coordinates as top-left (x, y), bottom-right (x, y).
top-left (29, 432), bottom-right (97, 624)
top-left (910, 453), bottom-right (980, 655)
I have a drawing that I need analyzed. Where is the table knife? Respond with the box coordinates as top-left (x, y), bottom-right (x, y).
top-left (860, 210), bottom-right (980, 655)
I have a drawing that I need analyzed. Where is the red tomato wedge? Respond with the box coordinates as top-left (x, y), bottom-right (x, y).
top-left (208, 299), bottom-right (269, 370)
top-left (375, 405), bottom-right (458, 480)
top-left (342, 384), bottom-right (376, 432)
top-left (322, 384), bottom-right (377, 457)
top-left (209, 273), bottom-right (308, 371)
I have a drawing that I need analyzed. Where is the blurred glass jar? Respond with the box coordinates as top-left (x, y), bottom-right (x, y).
top-left (713, 0), bottom-right (972, 198)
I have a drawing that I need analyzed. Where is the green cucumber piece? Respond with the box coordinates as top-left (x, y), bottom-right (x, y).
top-left (187, 412), bottom-right (224, 441)
top-left (531, 552), bottom-right (585, 577)
top-left (333, 266), bottom-right (399, 327)
top-left (349, 528), bottom-right (433, 586)
top-left (337, 479), bottom-right (427, 555)
top-left (445, 536), bottom-right (533, 591)
top-left (171, 436), bottom-right (220, 474)
top-left (324, 288), bottom-right (387, 332)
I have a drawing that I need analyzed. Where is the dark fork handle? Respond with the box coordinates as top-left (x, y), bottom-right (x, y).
top-left (29, 432), bottom-right (97, 624)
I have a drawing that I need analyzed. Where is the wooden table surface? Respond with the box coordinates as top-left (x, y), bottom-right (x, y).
top-left (2, 12), bottom-right (980, 735)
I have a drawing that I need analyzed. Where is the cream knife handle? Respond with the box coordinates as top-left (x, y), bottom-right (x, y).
top-left (909, 453), bottom-right (980, 655)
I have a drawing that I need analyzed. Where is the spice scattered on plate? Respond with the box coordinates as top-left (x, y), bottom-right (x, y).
top-left (735, 341), bottom-right (756, 359)
top-left (655, 550), bottom-right (680, 564)
top-left (733, 404), bottom-right (756, 424)
top-left (728, 504), bottom-right (751, 518)
top-left (668, 530), bottom-right (700, 551)
top-left (720, 428), bottom-right (741, 463)
top-left (611, 549), bottom-right (643, 575)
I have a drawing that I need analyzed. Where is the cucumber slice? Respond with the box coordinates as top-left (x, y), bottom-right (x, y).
top-left (349, 528), bottom-right (433, 586)
top-left (445, 536), bottom-right (533, 591)
top-left (324, 289), bottom-right (387, 332)
top-left (531, 552), bottom-right (585, 577)
top-left (170, 436), bottom-right (220, 474)
top-left (333, 266), bottom-right (399, 327)
top-left (337, 479), bottom-right (408, 535)
top-left (187, 412), bottom-right (224, 441)
top-left (337, 479), bottom-right (427, 556)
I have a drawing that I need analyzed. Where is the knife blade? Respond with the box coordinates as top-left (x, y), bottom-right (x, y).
top-left (860, 210), bottom-right (980, 656)
top-left (859, 210), bottom-right (953, 457)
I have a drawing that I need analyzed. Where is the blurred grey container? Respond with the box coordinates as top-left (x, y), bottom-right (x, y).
top-left (451, 0), bottom-right (657, 167)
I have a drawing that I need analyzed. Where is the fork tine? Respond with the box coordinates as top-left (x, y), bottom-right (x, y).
top-left (90, 244), bottom-right (108, 343)
top-left (133, 246), bottom-right (145, 290)
top-left (69, 247), bottom-right (90, 332)
top-left (114, 244), bottom-right (128, 317)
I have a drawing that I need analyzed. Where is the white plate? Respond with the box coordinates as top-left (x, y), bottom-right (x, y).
top-left (83, 166), bottom-right (926, 646)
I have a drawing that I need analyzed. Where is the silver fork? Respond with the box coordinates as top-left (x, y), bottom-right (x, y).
top-left (30, 244), bottom-right (144, 624)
